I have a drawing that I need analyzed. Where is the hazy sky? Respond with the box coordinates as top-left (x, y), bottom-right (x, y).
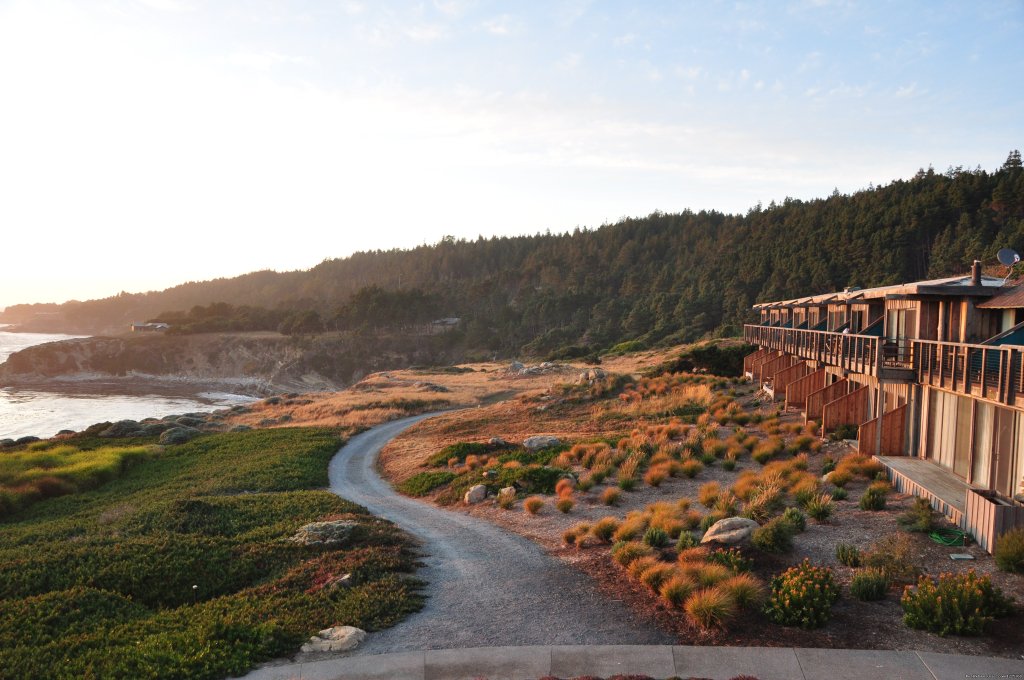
top-left (1, 0), bottom-right (1021, 309)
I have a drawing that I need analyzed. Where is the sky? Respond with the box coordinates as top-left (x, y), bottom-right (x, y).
top-left (0, 0), bottom-right (1021, 309)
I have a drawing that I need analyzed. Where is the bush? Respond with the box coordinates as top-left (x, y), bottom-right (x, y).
top-left (643, 527), bottom-right (670, 549)
top-left (994, 526), bottom-right (1024, 574)
top-left (835, 542), bottom-right (861, 567)
top-left (555, 497), bottom-right (574, 513)
top-left (496, 487), bottom-right (516, 510)
top-left (901, 570), bottom-right (1013, 636)
top-left (660, 575), bottom-right (696, 608)
top-left (751, 517), bottom-right (794, 554)
top-left (831, 486), bottom-right (848, 501)
top-left (523, 496), bottom-right (544, 515)
top-left (601, 487), bottom-right (621, 506)
top-left (675, 531), bottom-right (699, 551)
top-left (611, 540), bottom-right (653, 567)
top-left (821, 456), bottom-right (836, 475)
top-left (862, 533), bottom-right (919, 583)
top-left (591, 517), bottom-right (619, 543)
top-left (895, 497), bottom-right (935, 533)
top-left (639, 563), bottom-right (677, 591)
top-left (643, 467), bottom-right (667, 487)
top-left (618, 477), bottom-right (637, 491)
top-left (707, 547), bottom-right (752, 573)
top-left (764, 560), bottom-right (839, 629)
top-left (850, 568), bottom-right (888, 601)
top-left (804, 493), bottom-right (834, 522)
top-left (780, 507), bottom-right (806, 533)
top-left (719, 573), bottom-right (766, 609)
top-left (396, 471), bottom-right (456, 497)
top-left (721, 458), bottom-right (737, 471)
top-left (859, 486), bottom-right (887, 511)
top-left (685, 585), bottom-right (736, 629)
top-left (680, 459), bottom-right (704, 478)
top-left (698, 482), bottom-right (720, 509)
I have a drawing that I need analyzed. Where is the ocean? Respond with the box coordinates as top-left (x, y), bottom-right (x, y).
top-left (0, 328), bottom-right (254, 440)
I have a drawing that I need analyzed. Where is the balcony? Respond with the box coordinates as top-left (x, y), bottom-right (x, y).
top-left (744, 324), bottom-right (1024, 408)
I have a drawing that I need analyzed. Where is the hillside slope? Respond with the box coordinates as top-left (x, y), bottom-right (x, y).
top-left (4, 156), bottom-right (1023, 358)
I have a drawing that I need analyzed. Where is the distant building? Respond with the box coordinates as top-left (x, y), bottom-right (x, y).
top-left (130, 322), bottom-right (170, 332)
top-left (744, 261), bottom-right (1024, 553)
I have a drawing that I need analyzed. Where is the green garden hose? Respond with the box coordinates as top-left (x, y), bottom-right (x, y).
top-left (929, 527), bottom-right (967, 547)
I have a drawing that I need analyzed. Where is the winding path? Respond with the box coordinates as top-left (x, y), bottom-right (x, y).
top-left (327, 413), bottom-right (673, 653)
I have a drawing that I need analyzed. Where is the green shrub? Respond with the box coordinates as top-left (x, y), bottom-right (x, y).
top-left (862, 533), bottom-right (919, 583)
top-left (396, 471), bottom-right (456, 496)
top-left (707, 547), bottom-right (752, 573)
top-left (643, 527), bottom-right (670, 549)
top-left (751, 516), bottom-right (794, 554)
top-left (764, 559), bottom-right (839, 629)
top-left (804, 493), bottom-right (834, 522)
top-left (780, 507), bottom-right (806, 533)
top-left (821, 456), bottom-right (836, 475)
top-left (850, 568), bottom-right (888, 601)
top-left (835, 542), bottom-right (861, 567)
top-left (831, 486), bottom-right (848, 501)
top-left (898, 497), bottom-right (936, 532)
top-left (994, 526), bottom-right (1024, 573)
top-left (675, 531), bottom-right (698, 551)
top-left (859, 485), bottom-right (887, 511)
top-left (830, 423), bottom-right (858, 441)
top-left (427, 441), bottom-right (498, 467)
top-left (685, 585), bottom-right (736, 630)
top-left (901, 570), bottom-right (1013, 636)
top-left (721, 458), bottom-right (737, 471)
top-left (555, 497), bottom-right (574, 513)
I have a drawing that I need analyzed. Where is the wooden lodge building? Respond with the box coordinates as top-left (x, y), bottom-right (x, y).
top-left (743, 261), bottom-right (1024, 553)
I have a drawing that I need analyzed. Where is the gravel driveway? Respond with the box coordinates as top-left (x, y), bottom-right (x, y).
top-left (328, 413), bottom-right (674, 653)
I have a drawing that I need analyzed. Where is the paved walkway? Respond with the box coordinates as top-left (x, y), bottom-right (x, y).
top-left (244, 644), bottom-right (1023, 680)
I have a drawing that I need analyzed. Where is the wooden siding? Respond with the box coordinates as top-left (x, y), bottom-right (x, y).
top-left (964, 489), bottom-right (1024, 554)
top-left (806, 378), bottom-right (851, 422)
top-left (786, 369), bottom-right (827, 409)
top-left (773, 362), bottom-right (811, 399)
top-left (748, 350), bottom-right (781, 379)
top-left (858, 404), bottom-right (907, 456)
top-left (822, 385), bottom-right (870, 435)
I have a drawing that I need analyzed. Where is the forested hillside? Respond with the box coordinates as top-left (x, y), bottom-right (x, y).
top-left (4, 154), bottom-right (1023, 359)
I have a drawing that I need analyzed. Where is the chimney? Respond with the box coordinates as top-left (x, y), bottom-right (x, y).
top-left (971, 260), bottom-right (982, 286)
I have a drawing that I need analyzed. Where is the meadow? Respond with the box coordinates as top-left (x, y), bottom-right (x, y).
top-left (0, 428), bottom-right (422, 680)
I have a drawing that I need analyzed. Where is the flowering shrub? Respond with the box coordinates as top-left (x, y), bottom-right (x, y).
top-left (901, 570), bottom-right (1013, 636)
top-left (764, 559), bottom-right (839, 629)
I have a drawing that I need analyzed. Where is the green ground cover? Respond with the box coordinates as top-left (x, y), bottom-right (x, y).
top-left (0, 428), bottom-right (423, 680)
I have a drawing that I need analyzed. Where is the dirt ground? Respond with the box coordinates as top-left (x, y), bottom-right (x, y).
top-left (378, 380), bottom-right (1024, 659)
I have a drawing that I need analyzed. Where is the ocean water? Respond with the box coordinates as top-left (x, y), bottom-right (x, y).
top-left (0, 328), bottom-right (253, 440)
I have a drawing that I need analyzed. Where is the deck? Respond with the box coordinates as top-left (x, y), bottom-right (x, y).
top-left (876, 455), bottom-right (970, 527)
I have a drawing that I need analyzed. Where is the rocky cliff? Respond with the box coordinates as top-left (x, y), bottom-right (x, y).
top-left (0, 332), bottom-right (458, 395)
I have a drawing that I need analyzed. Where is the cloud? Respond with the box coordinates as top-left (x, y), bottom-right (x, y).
top-left (556, 52), bottom-right (582, 71)
top-left (225, 51), bottom-right (314, 69)
top-left (894, 82), bottom-right (925, 98)
top-left (613, 32), bottom-right (635, 47)
top-left (137, 0), bottom-right (192, 12)
top-left (481, 14), bottom-right (517, 36)
top-left (403, 23), bottom-right (448, 42)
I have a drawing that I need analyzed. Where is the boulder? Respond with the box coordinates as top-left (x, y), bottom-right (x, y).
top-left (464, 484), bottom-right (488, 504)
top-left (290, 520), bottom-right (358, 546)
top-left (175, 416), bottom-right (206, 428)
top-left (229, 425), bottom-right (253, 433)
top-left (489, 437), bottom-right (510, 447)
top-left (299, 625), bottom-right (366, 653)
top-left (99, 420), bottom-right (143, 438)
top-left (700, 517), bottom-right (760, 546)
top-left (523, 435), bottom-right (560, 450)
top-left (158, 426), bottom-right (201, 445)
top-left (15, 436), bottom-right (40, 446)
top-left (140, 422), bottom-right (171, 436)
top-left (0, 439), bottom-right (14, 448)
top-left (576, 368), bottom-right (607, 385)
top-left (498, 486), bottom-right (517, 497)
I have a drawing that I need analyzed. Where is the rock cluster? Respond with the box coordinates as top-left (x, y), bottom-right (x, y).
top-left (523, 435), bottom-right (560, 450)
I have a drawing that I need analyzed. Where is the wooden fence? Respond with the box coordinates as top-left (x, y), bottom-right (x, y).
top-left (806, 378), bottom-right (850, 422)
top-left (857, 404), bottom-right (907, 456)
top-left (786, 368), bottom-right (827, 410)
top-left (964, 489), bottom-right (1024, 554)
top-left (758, 354), bottom-right (797, 385)
top-left (822, 385), bottom-right (870, 435)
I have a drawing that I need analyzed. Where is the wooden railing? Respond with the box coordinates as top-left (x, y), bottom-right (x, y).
top-left (915, 340), bottom-right (1020, 406)
top-left (743, 325), bottom-right (879, 377)
top-left (745, 324), bottom-right (1024, 408)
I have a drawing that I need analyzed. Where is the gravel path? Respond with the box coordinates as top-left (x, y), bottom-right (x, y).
top-left (328, 413), bottom-right (674, 653)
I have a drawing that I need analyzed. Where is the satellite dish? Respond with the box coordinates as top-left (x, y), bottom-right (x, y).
top-left (997, 248), bottom-right (1021, 266)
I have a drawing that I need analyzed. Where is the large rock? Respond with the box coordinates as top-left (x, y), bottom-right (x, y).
top-left (300, 626), bottom-right (366, 653)
top-left (523, 435), bottom-right (560, 450)
top-left (464, 484), bottom-right (487, 504)
top-left (99, 420), bottom-right (142, 438)
top-left (158, 426), bottom-right (201, 445)
top-left (290, 520), bottom-right (358, 546)
top-left (700, 517), bottom-right (760, 545)
top-left (576, 368), bottom-right (607, 385)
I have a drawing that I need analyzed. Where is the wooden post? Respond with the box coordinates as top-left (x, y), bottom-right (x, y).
top-left (875, 339), bottom-right (884, 458)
